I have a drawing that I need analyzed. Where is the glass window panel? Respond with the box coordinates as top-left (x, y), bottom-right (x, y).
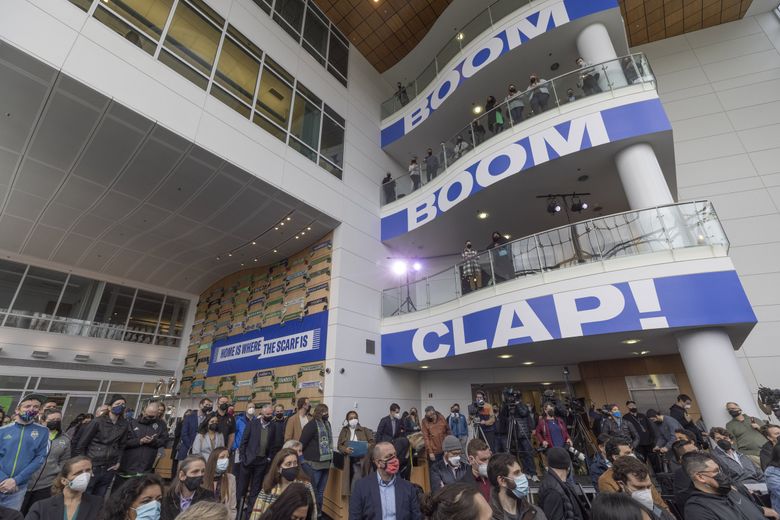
top-left (211, 86), bottom-right (252, 117)
top-left (320, 114), bottom-right (344, 167)
top-left (158, 297), bottom-right (188, 337)
top-left (303, 7), bottom-right (328, 61)
top-left (94, 6), bottom-right (157, 56)
top-left (126, 290), bottom-right (164, 335)
top-left (327, 33), bottom-right (348, 80)
top-left (155, 335), bottom-right (180, 347)
top-left (55, 275), bottom-right (100, 321)
top-left (253, 113), bottom-right (287, 142)
top-left (319, 156), bottom-right (342, 179)
top-left (164, 1), bottom-right (221, 76)
top-left (0, 376), bottom-right (28, 390)
top-left (158, 50), bottom-right (209, 90)
top-left (289, 137), bottom-right (317, 162)
top-left (273, 0), bottom-right (305, 38)
top-left (290, 90), bottom-right (321, 150)
top-left (264, 57), bottom-right (294, 85)
top-left (37, 378), bottom-right (100, 391)
top-left (256, 68), bottom-right (293, 128)
top-left (98, 0), bottom-right (173, 39)
top-left (0, 260), bottom-right (26, 313)
top-left (324, 105), bottom-right (345, 127)
top-left (215, 36), bottom-right (260, 105)
top-left (0, 393), bottom-right (23, 417)
top-left (226, 26), bottom-right (263, 60)
top-left (295, 82), bottom-right (320, 106)
top-left (187, 0), bottom-right (224, 27)
top-left (67, 0), bottom-right (92, 12)
top-left (8, 266), bottom-right (67, 320)
top-left (106, 381), bottom-right (143, 394)
top-left (94, 283), bottom-right (135, 326)
top-left (252, 0), bottom-right (272, 15)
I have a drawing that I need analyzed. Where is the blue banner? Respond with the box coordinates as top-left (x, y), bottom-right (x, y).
top-left (381, 98), bottom-right (671, 241)
top-left (381, 271), bottom-right (756, 365)
top-left (207, 311), bottom-right (329, 377)
top-left (381, 0), bottom-right (619, 147)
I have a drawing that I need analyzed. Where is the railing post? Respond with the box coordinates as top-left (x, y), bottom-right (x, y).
top-left (487, 249), bottom-right (496, 287)
top-left (550, 78), bottom-right (560, 111)
top-left (454, 265), bottom-right (461, 298)
top-left (534, 234), bottom-right (545, 273)
top-left (657, 207), bottom-right (673, 251)
top-left (506, 99), bottom-right (514, 127)
top-left (470, 124), bottom-right (476, 149)
top-left (425, 277), bottom-right (431, 309)
top-left (441, 141), bottom-right (448, 170)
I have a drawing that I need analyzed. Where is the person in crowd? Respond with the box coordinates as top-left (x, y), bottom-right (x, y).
top-left (535, 402), bottom-right (571, 452)
top-left (484, 96), bottom-right (504, 134)
top-left (726, 402), bottom-right (767, 464)
top-left (528, 75), bottom-right (550, 114)
top-left (487, 452), bottom-right (544, 519)
top-left (213, 396), bottom-right (235, 450)
top-left (404, 408), bottom-right (421, 436)
top-left (66, 414), bottom-right (93, 457)
top-left (376, 403), bottom-right (403, 443)
top-left (673, 444), bottom-right (699, 512)
top-left (471, 391), bottom-right (496, 452)
top-left (422, 406), bottom-right (451, 489)
top-left (611, 455), bottom-right (675, 519)
top-left (669, 394), bottom-right (704, 446)
top-left (408, 157), bottom-right (422, 191)
top-left (178, 398), bottom-right (213, 461)
top-left (419, 482), bottom-right (493, 520)
top-left (765, 443), bottom-right (780, 514)
top-left (575, 57), bottom-right (602, 96)
top-left (381, 173), bottom-right (396, 204)
top-left (590, 493), bottom-right (654, 520)
top-left (349, 442), bottom-right (421, 520)
top-left (589, 434), bottom-right (612, 491)
top-left (192, 415), bottom-right (224, 462)
top-left (233, 403), bottom-right (253, 464)
top-left (429, 436), bottom-right (468, 490)
top-left (459, 438), bottom-right (492, 501)
top-left (239, 404), bottom-right (278, 514)
top-left (203, 448), bottom-right (236, 519)
top-left (25, 455), bottom-right (102, 520)
top-left (709, 427), bottom-right (764, 485)
top-left (461, 241), bottom-right (482, 293)
top-left (448, 404), bottom-right (468, 452)
top-left (0, 394), bottom-right (49, 511)
top-left (269, 405), bottom-right (287, 459)
top-left (494, 404), bottom-right (508, 456)
top-left (337, 411), bottom-right (373, 493)
top-left (299, 404), bottom-right (331, 519)
top-left (624, 401), bottom-right (656, 466)
top-left (396, 82), bottom-right (409, 106)
top-left (761, 424), bottom-right (780, 470)
top-left (452, 135), bottom-right (470, 160)
top-left (250, 448), bottom-right (316, 520)
top-left (161, 455), bottom-right (214, 520)
top-left (257, 482), bottom-right (313, 520)
top-left (38, 402), bottom-right (57, 425)
top-left (75, 394), bottom-right (129, 497)
top-left (20, 407), bottom-right (69, 514)
top-left (505, 84), bottom-right (524, 124)
top-left (538, 447), bottom-right (587, 520)
top-left (622, 56), bottom-right (645, 85)
top-left (487, 232), bottom-right (513, 283)
top-left (100, 473), bottom-right (163, 520)
top-left (116, 401), bottom-right (169, 490)
top-left (646, 409), bottom-right (682, 462)
top-left (285, 399), bottom-right (312, 444)
top-left (471, 120), bottom-right (486, 145)
top-left (683, 452), bottom-right (772, 520)
top-left (424, 148), bottom-right (439, 183)
top-left (599, 438), bottom-right (643, 495)
top-left (601, 404), bottom-right (639, 448)
top-left (175, 501), bottom-right (230, 520)
top-left (566, 88), bottom-right (577, 103)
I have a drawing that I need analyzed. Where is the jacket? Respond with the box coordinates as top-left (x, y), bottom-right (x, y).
top-left (587, 454), bottom-right (608, 491)
top-left (424, 154), bottom-right (439, 174)
top-left (420, 413), bottom-right (451, 456)
top-left (0, 507), bottom-right (20, 520)
top-left (212, 472), bottom-right (237, 518)
top-left (270, 418), bottom-right (286, 456)
top-left (249, 480), bottom-right (317, 520)
top-left (761, 441), bottom-right (774, 470)
top-left (766, 465), bottom-right (780, 513)
top-left (192, 432), bottom-right (224, 461)
top-left (240, 417), bottom-right (279, 466)
top-left (25, 493), bottom-right (103, 520)
top-left (375, 415), bottom-right (403, 443)
top-left (673, 468), bottom-right (694, 510)
top-left (75, 414), bottom-right (129, 467)
top-left (711, 446), bottom-right (764, 484)
top-left (489, 488), bottom-right (545, 520)
top-left (624, 412), bottom-right (655, 447)
top-left (653, 415), bottom-right (682, 450)
top-left (0, 422), bottom-right (49, 486)
top-left (348, 472), bottom-right (422, 520)
top-left (534, 417), bottom-right (570, 447)
top-left (458, 467), bottom-right (491, 501)
top-left (537, 470), bottom-right (586, 520)
top-left (29, 433), bottom-right (70, 491)
top-left (600, 417), bottom-right (639, 448)
top-left (684, 488), bottom-right (765, 520)
top-left (447, 413), bottom-right (468, 438)
top-left (177, 412), bottom-right (207, 460)
top-left (284, 412), bottom-right (311, 442)
top-left (232, 414), bottom-right (249, 452)
top-left (598, 467), bottom-right (669, 512)
top-left (429, 459), bottom-right (469, 489)
top-left (669, 404), bottom-right (703, 443)
top-left (160, 487), bottom-right (216, 520)
top-left (337, 425), bottom-right (374, 455)
top-left (726, 416), bottom-right (767, 457)
top-left (120, 416), bottom-right (169, 475)
top-left (300, 419), bottom-right (333, 464)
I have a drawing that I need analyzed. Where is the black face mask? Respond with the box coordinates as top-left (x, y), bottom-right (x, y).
top-left (728, 409), bottom-right (741, 418)
top-left (712, 472), bottom-right (732, 496)
top-left (219, 403), bottom-right (229, 412)
top-left (321, 414), bottom-right (329, 422)
top-left (280, 467), bottom-right (299, 482)
top-left (275, 413), bottom-right (284, 420)
top-left (628, 407), bottom-right (637, 413)
top-left (184, 475), bottom-right (204, 492)
top-left (208, 423), bottom-right (218, 431)
top-left (262, 415), bottom-right (273, 423)
top-left (46, 420), bottom-right (61, 431)
top-left (202, 405), bottom-right (213, 414)
top-left (717, 439), bottom-right (733, 451)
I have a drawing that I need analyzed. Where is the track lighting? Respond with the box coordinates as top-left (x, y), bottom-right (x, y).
top-left (547, 200), bottom-right (561, 214)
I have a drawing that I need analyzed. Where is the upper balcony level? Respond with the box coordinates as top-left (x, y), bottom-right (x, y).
top-left (379, 0), bottom-right (624, 148)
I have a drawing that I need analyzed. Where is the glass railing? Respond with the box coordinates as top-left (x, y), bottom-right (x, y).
top-left (380, 53), bottom-right (656, 205)
top-left (382, 201), bottom-right (728, 317)
top-left (381, 0), bottom-right (539, 118)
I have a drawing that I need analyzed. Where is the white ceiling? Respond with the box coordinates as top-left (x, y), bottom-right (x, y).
top-left (0, 41), bottom-right (339, 294)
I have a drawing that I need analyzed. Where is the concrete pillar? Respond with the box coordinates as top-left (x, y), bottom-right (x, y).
top-left (677, 328), bottom-right (759, 429)
top-left (576, 23), bottom-right (627, 90)
top-left (615, 143), bottom-right (673, 210)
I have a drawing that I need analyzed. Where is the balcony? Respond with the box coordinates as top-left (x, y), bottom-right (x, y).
top-left (382, 201), bottom-right (728, 318)
top-left (380, 53), bottom-right (656, 207)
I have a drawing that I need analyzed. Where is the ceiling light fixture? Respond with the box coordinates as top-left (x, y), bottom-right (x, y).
top-left (472, 104), bottom-right (483, 115)
top-left (251, 241), bottom-right (256, 245)
top-left (455, 32), bottom-right (464, 41)
top-left (32, 351), bottom-right (49, 359)
top-left (541, 382), bottom-right (552, 386)
top-left (503, 234), bottom-right (511, 240)
top-left (144, 360), bottom-right (158, 368)
top-left (571, 197), bottom-right (589, 212)
top-left (74, 354), bottom-right (90, 362)
top-left (420, 365), bottom-right (429, 369)
top-left (111, 357), bottom-right (126, 365)
top-left (622, 339), bottom-right (641, 345)
top-left (522, 361), bottom-right (535, 366)
top-left (477, 211), bottom-right (489, 219)
top-left (498, 354), bottom-right (513, 359)
top-left (547, 200), bottom-right (561, 214)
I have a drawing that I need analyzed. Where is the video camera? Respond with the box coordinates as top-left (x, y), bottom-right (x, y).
top-left (501, 387), bottom-right (531, 419)
top-left (758, 386), bottom-right (780, 420)
top-left (467, 392), bottom-right (488, 419)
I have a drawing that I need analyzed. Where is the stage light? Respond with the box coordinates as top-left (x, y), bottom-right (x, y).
top-left (412, 261), bottom-right (422, 272)
top-left (392, 260), bottom-right (408, 275)
top-left (571, 198), bottom-right (589, 212)
top-left (547, 200), bottom-right (561, 214)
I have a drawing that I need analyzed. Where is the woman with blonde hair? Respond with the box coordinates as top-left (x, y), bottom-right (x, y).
top-left (299, 404), bottom-right (332, 518)
top-left (173, 501), bottom-right (230, 520)
top-left (249, 448), bottom-right (316, 520)
top-left (161, 455), bottom-right (215, 520)
top-left (203, 448), bottom-right (236, 518)
top-left (25, 456), bottom-right (103, 520)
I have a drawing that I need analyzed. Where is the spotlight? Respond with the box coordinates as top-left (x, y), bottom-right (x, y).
top-left (412, 261), bottom-right (422, 272)
top-left (571, 198), bottom-right (589, 212)
top-left (547, 200), bottom-right (561, 214)
top-left (391, 260), bottom-right (407, 275)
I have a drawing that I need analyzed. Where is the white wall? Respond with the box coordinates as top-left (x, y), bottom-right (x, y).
top-left (634, 10), bottom-right (780, 393)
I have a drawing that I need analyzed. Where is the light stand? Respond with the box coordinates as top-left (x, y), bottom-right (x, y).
top-left (392, 270), bottom-right (418, 315)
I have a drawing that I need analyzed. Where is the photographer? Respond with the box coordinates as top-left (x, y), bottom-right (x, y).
top-left (470, 391), bottom-right (496, 452)
top-left (499, 390), bottom-right (537, 482)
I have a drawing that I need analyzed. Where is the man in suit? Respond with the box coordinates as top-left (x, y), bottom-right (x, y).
top-left (239, 404), bottom-right (278, 513)
top-left (349, 442), bottom-right (422, 520)
top-left (176, 397), bottom-right (212, 460)
top-left (376, 403), bottom-right (403, 443)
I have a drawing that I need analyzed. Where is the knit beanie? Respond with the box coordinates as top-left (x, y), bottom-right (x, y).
top-left (547, 447), bottom-right (571, 470)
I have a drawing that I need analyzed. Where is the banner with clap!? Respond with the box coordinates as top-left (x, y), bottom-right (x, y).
top-left (207, 311), bottom-right (328, 377)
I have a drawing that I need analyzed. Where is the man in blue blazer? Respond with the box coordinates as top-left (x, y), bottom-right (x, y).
top-left (175, 398), bottom-right (213, 460)
top-left (349, 442), bottom-right (421, 520)
top-left (375, 404), bottom-right (403, 443)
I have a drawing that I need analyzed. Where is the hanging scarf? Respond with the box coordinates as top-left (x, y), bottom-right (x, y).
top-left (317, 420), bottom-right (332, 461)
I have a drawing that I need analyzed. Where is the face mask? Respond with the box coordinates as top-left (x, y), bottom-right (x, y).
top-left (631, 489), bottom-right (654, 510)
top-left (509, 474), bottom-right (530, 498)
top-left (476, 399), bottom-right (485, 406)
top-left (67, 472), bottom-right (91, 493)
top-left (47, 420), bottom-right (61, 431)
top-left (112, 404), bottom-right (125, 415)
top-left (219, 403), bottom-right (229, 412)
top-left (262, 415), bottom-right (273, 423)
top-left (393, 413), bottom-right (401, 420)
top-left (183, 475), bottom-right (203, 492)
top-left (202, 405), bottom-right (213, 414)
top-left (712, 472), bottom-right (732, 496)
top-left (321, 414), bottom-right (329, 422)
top-left (275, 413), bottom-right (284, 420)
top-left (628, 407), bottom-right (638, 413)
top-left (281, 467), bottom-right (299, 482)
top-left (612, 411), bottom-right (622, 419)
top-left (18, 409), bottom-right (38, 423)
top-left (216, 458), bottom-right (229, 473)
top-left (448, 456), bottom-right (461, 467)
top-left (717, 439), bottom-right (733, 451)
top-left (426, 415), bottom-right (434, 422)
top-left (728, 409), bottom-right (741, 418)
top-left (478, 463), bottom-right (489, 478)
top-left (348, 419), bottom-right (359, 428)
top-left (384, 458), bottom-right (400, 475)
top-left (132, 500), bottom-right (161, 520)
top-left (208, 423), bottom-right (218, 431)
top-left (246, 408), bottom-right (255, 416)
top-left (452, 409), bottom-right (459, 415)
top-left (684, 404), bottom-right (692, 410)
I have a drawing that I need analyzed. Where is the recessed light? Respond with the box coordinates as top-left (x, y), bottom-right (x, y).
top-left (295, 235), bottom-right (299, 239)
top-left (301, 231), bottom-right (305, 235)
top-left (240, 263), bottom-right (244, 267)
top-left (31, 351), bottom-right (49, 359)
top-left (307, 226), bottom-right (312, 230)
top-left (420, 365), bottom-right (429, 369)
top-left (273, 249), bottom-right (278, 253)
top-left (227, 253), bottom-right (232, 257)
top-left (274, 227), bottom-right (279, 230)
top-left (498, 354), bottom-right (513, 359)
top-left (477, 211), bottom-right (489, 219)
top-left (280, 222), bottom-right (284, 226)
top-left (111, 357), bottom-right (126, 365)
top-left (522, 361), bottom-right (535, 366)
top-left (541, 382), bottom-right (552, 386)
top-left (144, 361), bottom-right (158, 368)
top-left (503, 234), bottom-right (511, 239)
top-left (550, 62), bottom-right (560, 71)
top-left (633, 350), bottom-right (651, 356)
top-left (253, 258), bottom-right (258, 262)
top-left (622, 339), bottom-right (641, 345)
top-left (251, 241), bottom-right (256, 245)
top-left (74, 354), bottom-right (90, 362)
top-left (286, 217), bottom-right (291, 221)
top-left (472, 104), bottom-right (483, 115)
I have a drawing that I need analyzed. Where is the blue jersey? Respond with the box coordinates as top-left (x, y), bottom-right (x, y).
top-left (0, 421), bottom-right (49, 486)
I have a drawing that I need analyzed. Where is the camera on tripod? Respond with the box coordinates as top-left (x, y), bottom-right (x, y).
top-left (501, 387), bottom-right (531, 418)
top-left (758, 386), bottom-right (780, 420)
top-left (467, 391), bottom-right (488, 420)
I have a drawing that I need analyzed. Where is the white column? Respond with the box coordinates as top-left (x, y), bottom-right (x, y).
top-left (576, 23), bottom-right (627, 89)
top-left (615, 143), bottom-right (673, 209)
top-left (677, 328), bottom-right (759, 429)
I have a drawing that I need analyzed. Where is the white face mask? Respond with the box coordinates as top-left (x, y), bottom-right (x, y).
top-left (448, 456), bottom-right (461, 467)
top-left (393, 413), bottom-right (401, 420)
top-left (684, 404), bottom-right (692, 410)
top-left (632, 489), bottom-right (654, 511)
top-left (246, 408), bottom-right (255, 416)
top-left (68, 472), bottom-right (91, 493)
top-left (216, 458), bottom-right (229, 473)
top-left (478, 463), bottom-right (488, 478)
top-left (348, 419), bottom-right (359, 428)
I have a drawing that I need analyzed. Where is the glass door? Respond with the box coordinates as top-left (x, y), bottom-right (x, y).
top-left (62, 394), bottom-right (96, 429)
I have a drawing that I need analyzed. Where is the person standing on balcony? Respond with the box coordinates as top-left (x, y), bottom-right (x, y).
top-left (529, 75), bottom-right (550, 114)
top-left (408, 157), bottom-right (421, 191)
top-left (484, 96), bottom-right (504, 134)
top-left (453, 135), bottom-right (470, 159)
top-left (382, 173), bottom-right (396, 204)
top-left (424, 148), bottom-right (439, 183)
top-left (487, 232), bottom-right (513, 283)
top-left (576, 56), bottom-right (602, 96)
top-left (461, 241), bottom-right (482, 293)
top-left (506, 84), bottom-right (524, 124)
top-left (396, 82), bottom-right (409, 106)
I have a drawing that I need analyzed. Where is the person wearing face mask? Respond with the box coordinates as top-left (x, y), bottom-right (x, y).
top-left (600, 404), bottom-right (640, 449)
top-left (430, 436), bottom-right (469, 490)
top-left (404, 408), bottom-right (421, 436)
top-left (74, 394), bottom-right (129, 497)
top-left (611, 455), bottom-right (676, 520)
top-left (421, 406), bottom-right (452, 491)
top-left (349, 442), bottom-right (421, 520)
top-left (25, 456), bottom-right (103, 520)
top-left (448, 404), bottom-right (469, 453)
top-left (534, 403), bottom-right (571, 451)
top-left (537, 448), bottom-right (587, 520)
top-left (250, 448), bottom-right (317, 520)
top-left (239, 405), bottom-right (279, 515)
top-left (284, 399), bottom-right (312, 443)
top-left (299, 404), bottom-right (332, 519)
top-left (669, 395), bottom-right (704, 447)
top-left (193, 416), bottom-right (225, 462)
top-left (21, 408), bottom-right (70, 514)
top-left (459, 438), bottom-right (492, 501)
top-left (115, 401), bottom-right (170, 491)
top-left (683, 452), bottom-right (770, 520)
top-left (214, 397), bottom-right (236, 450)
top-left (102, 473), bottom-right (164, 520)
top-left (177, 399), bottom-right (213, 461)
top-left (376, 404), bottom-right (403, 443)
top-left (528, 74), bottom-right (550, 115)
top-left (760, 424), bottom-right (780, 470)
top-left (645, 410), bottom-right (683, 461)
top-left (486, 453), bottom-right (544, 520)
top-left (708, 427), bottom-right (765, 486)
top-left (726, 402), bottom-right (767, 464)
top-left (461, 241), bottom-right (482, 293)
top-left (624, 401), bottom-right (657, 470)
top-left (338, 411), bottom-right (374, 493)
top-left (161, 455), bottom-right (215, 520)
top-left (505, 83), bottom-right (525, 124)
top-left (487, 232), bottom-right (513, 284)
top-left (269, 405), bottom-right (287, 461)
top-left (232, 404), bottom-right (254, 477)
top-left (204, 448), bottom-right (236, 519)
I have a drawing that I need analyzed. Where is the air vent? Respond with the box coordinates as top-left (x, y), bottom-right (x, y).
top-left (31, 351), bottom-right (49, 359)
top-left (365, 339), bottom-right (375, 355)
top-left (74, 354), bottom-right (90, 362)
top-left (144, 361), bottom-right (158, 368)
top-left (269, 88), bottom-right (284, 100)
top-left (111, 357), bottom-right (126, 365)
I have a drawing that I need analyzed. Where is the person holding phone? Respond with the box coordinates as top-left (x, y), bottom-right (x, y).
top-left (115, 401), bottom-right (170, 490)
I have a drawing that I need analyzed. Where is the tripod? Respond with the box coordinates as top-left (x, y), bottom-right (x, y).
top-left (507, 414), bottom-right (541, 478)
top-left (392, 271), bottom-right (417, 315)
top-left (562, 367), bottom-right (598, 460)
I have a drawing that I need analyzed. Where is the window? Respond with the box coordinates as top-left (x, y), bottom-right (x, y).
top-left (320, 112), bottom-right (344, 169)
top-left (214, 31), bottom-right (261, 106)
top-left (273, 0), bottom-right (305, 39)
top-left (302, 5), bottom-right (328, 64)
top-left (0, 260), bottom-right (26, 313)
top-left (158, 296), bottom-right (187, 339)
top-left (67, 0), bottom-right (92, 12)
top-left (327, 32), bottom-right (348, 84)
top-left (290, 87), bottom-right (321, 153)
top-left (94, 284), bottom-right (136, 328)
top-left (93, 6), bottom-right (157, 56)
top-left (5, 267), bottom-right (67, 330)
top-left (98, 0), bottom-right (173, 40)
top-left (255, 61), bottom-right (293, 130)
top-left (252, 0), bottom-right (272, 15)
top-left (125, 290), bottom-right (164, 343)
top-left (49, 275), bottom-right (101, 333)
top-left (164, 0), bottom-right (222, 76)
